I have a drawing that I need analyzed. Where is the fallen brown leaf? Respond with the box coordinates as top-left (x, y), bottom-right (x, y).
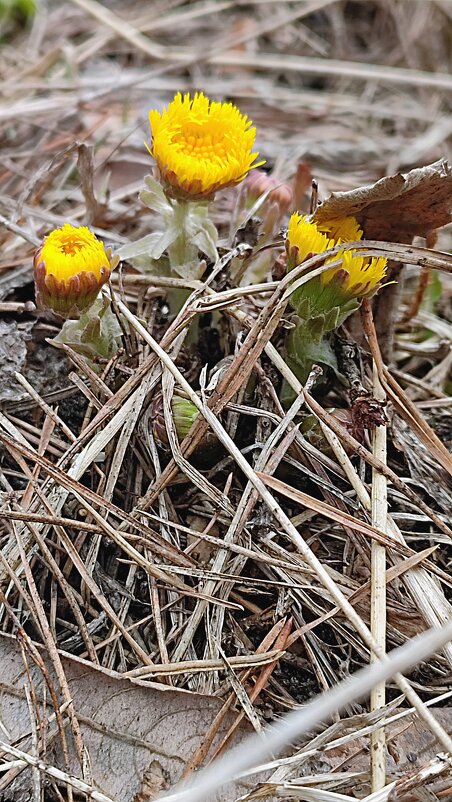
top-left (313, 158), bottom-right (452, 242)
top-left (0, 633), bottom-right (274, 802)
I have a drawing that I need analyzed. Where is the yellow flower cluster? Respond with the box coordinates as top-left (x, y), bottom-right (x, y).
top-left (148, 92), bottom-right (264, 199)
top-left (286, 213), bottom-right (387, 300)
top-left (38, 225), bottom-right (108, 282)
top-left (34, 92), bottom-right (264, 316)
top-left (34, 93), bottom-right (388, 328)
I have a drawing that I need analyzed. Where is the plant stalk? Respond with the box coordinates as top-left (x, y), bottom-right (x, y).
top-left (371, 360), bottom-right (387, 791)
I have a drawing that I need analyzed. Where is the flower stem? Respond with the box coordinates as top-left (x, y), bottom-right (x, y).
top-left (168, 200), bottom-right (191, 270)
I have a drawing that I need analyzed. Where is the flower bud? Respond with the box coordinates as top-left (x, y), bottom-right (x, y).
top-left (34, 224), bottom-right (116, 319)
top-left (171, 395), bottom-right (200, 441)
top-left (151, 393), bottom-right (218, 456)
top-left (242, 169), bottom-right (293, 214)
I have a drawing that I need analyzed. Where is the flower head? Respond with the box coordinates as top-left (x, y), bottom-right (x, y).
top-left (34, 224), bottom-right (114, 318)
top-left (286, 213), bottom-right (387, 301)
top-left (316, 216), bottom-right (363, 242)
top-left (148, 92), bottom-right (264, 200)
top-left (286, 212), bottom-right (335, 267)
top-left (321, 251), bottom-right (387, 299)
top-left (283, 213), bottom-right (387, 400)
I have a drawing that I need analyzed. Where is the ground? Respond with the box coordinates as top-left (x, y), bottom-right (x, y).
top-left (0, 1), bottom-right (451, 801)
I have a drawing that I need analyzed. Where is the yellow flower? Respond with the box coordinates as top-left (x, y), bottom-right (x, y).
top-left (148, 91), bottom-right (264, 200)
top-left (286, 213), bottom-right (387, 299)
top-left (34, 224), bottom-right (114, 318)
top-left (317, 216), bottom-right (363, 242)
top-left (286, 212), bottom-right (335, 267)
top-left (321, 251), bottom-right (387, 298)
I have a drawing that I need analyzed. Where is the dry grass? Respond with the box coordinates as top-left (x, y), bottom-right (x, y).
top-left (0, 1), bottom-right (451, 800)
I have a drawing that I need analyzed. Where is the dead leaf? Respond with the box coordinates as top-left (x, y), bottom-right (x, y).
top-left (322, 710), bottom-right (452, 776)
top-left (133, 760), bottom-right (167, 802)
top-left (0, 634), bottom-right (275, 802)
top-left (313, 158), bottom-right (452, 242)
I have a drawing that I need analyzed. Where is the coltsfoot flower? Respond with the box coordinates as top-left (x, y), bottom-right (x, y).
top-left (286, 212), bottom-right (335, 268)
top-left (148, 91), bottom-right (264, 200)
top-left (34, 224), bottom-right (116, 318)
top-left (286, 213), bottom-right (387, 301)
top-left (316, 216), bottom-right (363, 242)
top-left (282, 213), bottom-right (388, 402)
top-left (320, 250), bottom-right (387, 300)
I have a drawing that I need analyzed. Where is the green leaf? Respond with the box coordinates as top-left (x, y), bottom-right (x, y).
top-left (290, 295), bottom-right (311, 320)
top-left (307, 314), bottom-right (328, 339)
top-left (322, 306), bottom-right (340, 332)
top-left (55, 298), bottom-right (122, 366)
top-left (140, 175), bottom-right (172, 214)
top-left (150, 224), bottom-right (181, 259)
top-left (187, 208), bottom-right (218, 263)
top-left (191, 226), bottom-right (218, 264)
top-left (335, 298), bottom-right (361, 327)
top-left (117, 232), bottom-right (164, 261)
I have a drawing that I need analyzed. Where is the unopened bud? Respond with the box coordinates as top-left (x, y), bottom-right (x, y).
top-left (241, 169), bottom-right (292, 219)
top-left (151, 393), bottom-right (218, 456)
